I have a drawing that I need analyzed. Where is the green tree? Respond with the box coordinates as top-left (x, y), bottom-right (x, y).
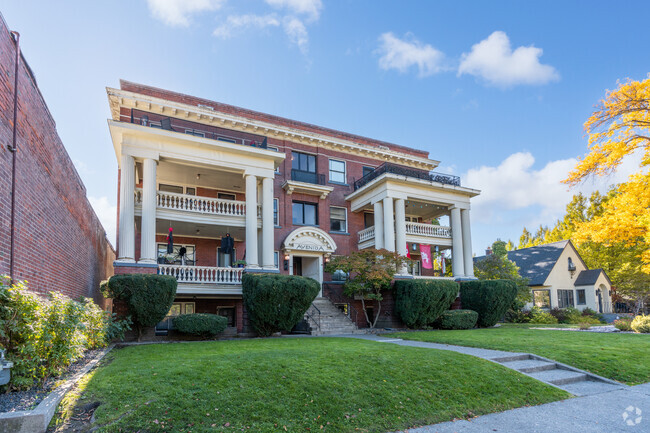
top-left (325, 249), bottom-right (411, 328)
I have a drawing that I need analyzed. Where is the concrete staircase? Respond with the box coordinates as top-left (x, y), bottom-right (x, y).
top-left (491, 354), bottom-right (627, 396)
top-left (305, 297), bottom-right (365, 336)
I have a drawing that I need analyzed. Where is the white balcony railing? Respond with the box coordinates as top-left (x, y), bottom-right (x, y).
top-left (135, 189), bottom-right (260, 217)
top-left (406, 222), bottom-right (451, 238)
top-left (358, 223), bottom-right (451, 244)
top-left (358, 226), bottom-right (375, 243)
top-left (158, 264), bottom-right (243, 285)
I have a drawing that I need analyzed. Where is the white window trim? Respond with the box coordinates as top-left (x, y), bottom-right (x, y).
top-left (274, 198), bottom-right (280, 226)
top-left (274, 251), bottom-right (279, 269)
top-left (185, 129), bottom-right (206, 137)
top-left (329, 158), bottom-right (346, 183)
top-left (330, 206), bottom-right (347, 233)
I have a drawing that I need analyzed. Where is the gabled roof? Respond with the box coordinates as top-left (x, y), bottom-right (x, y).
top-left (474, 240), bottom-right (569, 286)
top-left (574, 269), bottom-right (611, 287)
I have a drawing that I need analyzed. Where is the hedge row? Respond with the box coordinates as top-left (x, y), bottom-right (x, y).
top-left (174, 313), bottom-right (228, 336)
top-left (394, 279), bottom-right (459, 328)
top-left (434, 309), bottom-right (478, 330)
top-left (460, 279), bottom-right (518, 327)
top-left (243, 273), bottom-right (319, 337)
top-left (0, 276), bottom-right (130, 390)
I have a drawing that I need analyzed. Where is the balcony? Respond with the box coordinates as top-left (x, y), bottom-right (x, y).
top-left (291, 169), bottom-right (325, 185)
top-left (353, 162), bottom-right (460, 191)
top-left (358, 222), bottom-right (452, 249)
top-left (282, 170), bottom-right (333, 199)
top-left (135, 188), bottom-right (261, 226)
top-left (158, 264), bottom-right (244, 295)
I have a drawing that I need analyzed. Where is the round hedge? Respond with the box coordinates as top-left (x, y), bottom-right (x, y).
top-left (173, 313), bottom-right (228, 336)
top-left (459, 279), bottom-right (518, 327)
top-left (435, 309), bottom-right (478, 330)
top-left (395, 279), bottom-right (459, 328)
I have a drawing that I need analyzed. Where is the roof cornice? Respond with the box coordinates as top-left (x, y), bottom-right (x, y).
top-left (107, 87), bottom-right (439, 171)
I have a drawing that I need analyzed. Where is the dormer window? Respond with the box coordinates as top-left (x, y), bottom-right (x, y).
top-left (568, 257), bottom-right (576, 271)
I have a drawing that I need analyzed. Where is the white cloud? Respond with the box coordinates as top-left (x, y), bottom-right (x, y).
top-left (458, 31), bottom-right (559, 87)
top-left (282, 16), bottom-right (309, 54)
top-left (265, 0), bottom-right (322, 22)
top-left (377, 32), bottom-right (446, 78)
top-left (146, 0), bottom-right (226, 27)
top-left (213, 14), bottom-right (281, 39)
top-left (73, 159), bottom-right (93, 175)
top-left (463, 151), bottom-right (643, 226)
top-left (89, 196), bottom-right (117, 247)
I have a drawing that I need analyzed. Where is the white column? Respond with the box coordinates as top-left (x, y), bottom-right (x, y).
top-left (261, 177), bottom-right (275, 268)
top-left (394, 198), bottom-right (408, 274)
top-left (461, 209), bottom-right (474, 278)
top-left (383, 197), bottom-right (395, 252)
top-left (450, 207), bottom-right (465, 277)
top-left (139, 158), bottom-right (157, 263)
top-left (373, 201), bottom-right (384, 249)
top-left (245, 174), bottom-right (259, 268)
top-left (117, 154), bottom-right (135, 262)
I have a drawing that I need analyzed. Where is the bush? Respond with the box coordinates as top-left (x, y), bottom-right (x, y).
top-left (529, 307), bottom-right (558, 324)
top-left (581, 307), bottom-right (606, 323)
top-left (394, 279), bottom-right (459, 328)
top-left (0, 276), bottom-right (126, 390)
top-left (103, 274), bottom-right (177, 338)
top-left (243, 274), bottom-right (319, 337)
top-left (174, 314), bottom-right (227, 336)
top-left (578, 322), bottom-right (592, 330)
top-left (459, 280), bottom-right (518, 327)
top-left (614, 317), bottom-right (633, 331)
top-left (434, 309), bottom-right (478, 330)
top-left (631, 315), bottom-right (650, 333)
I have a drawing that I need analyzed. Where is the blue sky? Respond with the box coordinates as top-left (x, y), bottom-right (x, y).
top-left (1, 1), bottom-right (648, 254)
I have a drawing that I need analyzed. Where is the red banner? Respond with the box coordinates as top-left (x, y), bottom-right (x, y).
top-left (420, 244), bottom-right (432, 269)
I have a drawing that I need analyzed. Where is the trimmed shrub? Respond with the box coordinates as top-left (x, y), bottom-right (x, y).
top-left (174, 314), bottom-right (227, 336)
top-left (435, 309), bottom-right (478, 330)
top-left (631, 315), bottom-right (650, 333)
top-left (551, 307), bottom-right (583, 324)
top-left (243, 273), bottom-right (319, 337)
top-left (102, 274), bottom-right (177, 338)
top-left (529, 307), bottom-right (558, 324)
top-left (614, 317), bottom-right (633, 331)
top-left (581, 307), bottom-right (606, 323)
top-left (459, 280), bottom-right (518, 327)
top-left (394, 279), bottom-right (459, 328)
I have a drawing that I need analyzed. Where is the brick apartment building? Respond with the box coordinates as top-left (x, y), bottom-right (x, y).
top-left (0, 14), bottom-right (114, 303)
top-left (108, 80), bottom-right (479, 333)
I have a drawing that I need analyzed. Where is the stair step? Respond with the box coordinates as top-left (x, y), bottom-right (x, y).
top-left (500, 359), bottom-right (557, 373)
top-left (528, 369), bottom-right (588, 385)
top-left (491, 354), bottom-right (530, 363)
top-left (558, 380), bottom-right (627, 396)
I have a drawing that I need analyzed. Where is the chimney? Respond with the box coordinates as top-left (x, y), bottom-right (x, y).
top-left (486, 246), bottom-right (493, 256)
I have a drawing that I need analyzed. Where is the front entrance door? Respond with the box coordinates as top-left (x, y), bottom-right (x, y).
top-left (293, 257), bottom-right (303, 276)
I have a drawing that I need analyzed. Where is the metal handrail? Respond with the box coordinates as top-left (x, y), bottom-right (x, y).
top-left (305, 303), bottom-right (321, 332)
top-left (353, 162), bottom-right (460, 190)
top-left (327, 295), bottom-right (359, 326)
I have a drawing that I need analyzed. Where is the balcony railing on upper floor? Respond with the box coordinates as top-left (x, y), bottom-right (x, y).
top-left (291, 169), bottom-right (326, 185)
top-left (158, 264), bottom-right (243, 285)
top-left (358, 222), bottom-right (451, 244)
top-left (135, 188), bottom-right (260, 218)
top-left (353, 162), bottom-right (461, 190)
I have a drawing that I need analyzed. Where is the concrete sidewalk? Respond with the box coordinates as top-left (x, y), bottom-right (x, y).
top-left (401, 384), bottom-right (650, 433)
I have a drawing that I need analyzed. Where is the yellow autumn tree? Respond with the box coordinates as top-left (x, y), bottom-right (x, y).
top-left (564, 76), bottom-right (650, 312)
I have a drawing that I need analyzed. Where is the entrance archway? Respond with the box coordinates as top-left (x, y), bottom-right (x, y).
top-left (282, 227), bottom-right (337, 296)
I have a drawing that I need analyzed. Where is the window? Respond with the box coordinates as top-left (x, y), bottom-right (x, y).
top-left (558, 289), bottom-right (575, 309)
top-left (218, 192), bottom-right (236, 200)
top-left (267, 147), bottom-right (281, 172)
top-left (329, 159), bottom-right (346, 183)
top-left (217, 136), bottom-right (237, 143)
top-left (568, 257), bottom-right (576, 271)
top-left (407, 260), bottom-right (421, 276)
top-left (577, 289), bottom-right (586, 305)
top-left (149, 121), bottom-right (162, 129)
top-left (533, 290), bottom-right (551, 309)
top-left (364, 212), bottom-right (374, 229)
top-left (185, 187), bottom-right (196, 196)
top-left (293, 201), bottom-right (318, 225)
top-left (273, 198), bottom-right (279, 225)
top-left (185, 129), bottom-right (205, 137)
top-left (292, 151), bottom-right (316, 173)
top-left (332, 269), bottom-right (348, 281)
top-left (159, 183), bottom-right (184, 194)
top-left (362, 166), bottom-right (374, 177)
top-left (157, 243), bottom-right (195, 265)
top-left (330, 207), bottom-right (347, 232)
top-left (217, 247), bottom-right (237, 267)
top-left (274, 251), bottom-right (279, 269)
top-left (217, 307), bottom-right (236, 327)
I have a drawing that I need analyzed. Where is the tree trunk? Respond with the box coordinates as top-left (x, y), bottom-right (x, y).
top-left (361, 298), bottom-right (371, 328)
top-left (372, 299), bottom-right (381, 329)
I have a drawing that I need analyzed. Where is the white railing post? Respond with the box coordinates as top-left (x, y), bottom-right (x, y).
top-left (157, 265), bottom-right (244, 285)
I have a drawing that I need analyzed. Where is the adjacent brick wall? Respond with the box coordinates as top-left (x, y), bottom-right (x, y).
top-left (0, 15), bottom-right (114, 303)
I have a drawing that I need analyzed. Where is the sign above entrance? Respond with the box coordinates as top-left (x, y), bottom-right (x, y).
top-left (282, 227), bottom-right (337, 255)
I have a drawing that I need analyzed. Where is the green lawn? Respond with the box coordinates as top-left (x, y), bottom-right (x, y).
top-left (388, 328), bottom-right (650, 385)
top-left (55, 338), bottom-right (568, 432)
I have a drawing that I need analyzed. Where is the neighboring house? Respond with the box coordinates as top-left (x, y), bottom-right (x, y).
top-left (0, 15), bottom-right (114, 304)
top-left (107, 81), bottom-right (480, 332)
top-left (478, 241), bottom-right (612, 313)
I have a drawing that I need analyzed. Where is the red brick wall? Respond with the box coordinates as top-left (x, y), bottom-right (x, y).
top-left (0, 17), bottom-right (114, 302)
